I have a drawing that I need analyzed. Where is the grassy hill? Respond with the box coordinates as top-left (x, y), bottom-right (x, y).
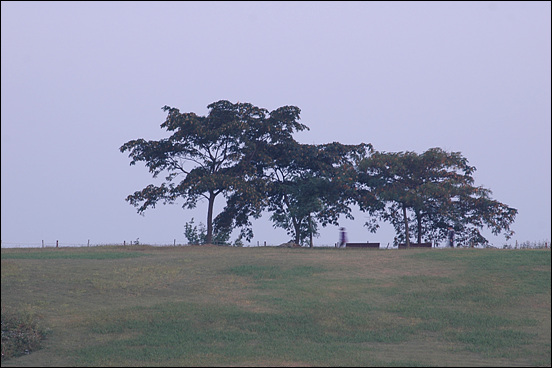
top-left (1, 245), bottom-right (550, 367)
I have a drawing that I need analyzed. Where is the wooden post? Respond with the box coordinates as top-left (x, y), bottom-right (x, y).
top-left (42, 240), bottom-right (44, 248)
top-left (264, 241), bottom-right (266, 247)
top-left (174, 239), bottom-right (176, 246)
top-left (88, 239), bottom-right (90, 247)
top-left (257, 241), bottom-right (259, 247)
top-left (56, 240), bottom-right (59, 248)
top-left (124, 240), bottom-right (126, 246)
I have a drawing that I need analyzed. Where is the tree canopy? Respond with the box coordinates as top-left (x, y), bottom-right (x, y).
top-left (357, 148), bottom-right (517, 247)
top-left (120, 100), bottom-right (307, 244)
top-left (213, 137), bottom-right (377, 245)
top-left (263, 141), bottom-right (374, 246)
top-left (121, 101), bottom-right (517, 247)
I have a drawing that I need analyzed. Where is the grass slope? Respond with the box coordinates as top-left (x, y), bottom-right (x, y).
top-left (1, 246), bottom-right (550, 367)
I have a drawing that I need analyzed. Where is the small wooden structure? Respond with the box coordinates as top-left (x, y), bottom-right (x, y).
top-left (345, 242), bottom-right (380, 248)
top-left (398, 242), bottom-right (432, 248)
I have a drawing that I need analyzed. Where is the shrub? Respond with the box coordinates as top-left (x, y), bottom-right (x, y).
top-left (184, 218), bottom-right (231, 245)
top-left (1, 307), bottom-right (49, 361)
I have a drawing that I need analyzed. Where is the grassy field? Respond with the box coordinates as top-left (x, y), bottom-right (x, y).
top-left (1, 245), bottom-right (550, 367)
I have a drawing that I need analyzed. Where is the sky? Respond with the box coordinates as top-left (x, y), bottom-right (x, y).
top-left (1, 1), bottom-right (550, 247)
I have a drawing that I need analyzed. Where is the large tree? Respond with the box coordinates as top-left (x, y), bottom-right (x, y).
top-left (218, 140), bottom-right (376, 246)
top-left (120, 100), bottom-right (307, 244)
top-left (358, 148), bottom-right (517, 247)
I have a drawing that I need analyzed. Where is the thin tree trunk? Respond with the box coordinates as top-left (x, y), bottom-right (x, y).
top-left (308, 215), bottom-right (313, 248)
top-left (403, 205), bottom-right (410, 248)
top-left (293, 218), bottom-right (301, 245)
top-left (206, 191), bottom-right (215, 244)
top-left (284, 194), bottom-right (300, 245)
top-left (416, 209), bottom-right (422, 244)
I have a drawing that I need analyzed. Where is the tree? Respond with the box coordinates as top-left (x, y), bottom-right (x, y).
top-left (120, 100), bottom-right (307, 244)
top-left (358, 148), bottom-right (517, 247)
top-left (219, 140), bottom-right (375, 246)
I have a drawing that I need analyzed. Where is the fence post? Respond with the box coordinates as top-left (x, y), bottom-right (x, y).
top-left (124, 240), bottom-right (126, 246)
top-left (42, 240), bottom-right (44, 248)
top-left (174, 239), bottom-right (176, 246)
top-left (56, 240), bottom-right (59, 248)
top-left (264, 241), bottom-right (266, 247)
top-left (88, 239), bottom-right (90, 247)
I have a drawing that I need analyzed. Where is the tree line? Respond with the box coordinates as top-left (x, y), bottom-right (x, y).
top-left (120, 100), bottom-right (517, 247)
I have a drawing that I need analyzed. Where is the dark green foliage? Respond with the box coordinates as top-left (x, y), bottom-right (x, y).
top-left (1, 308), bottom-right (49, 361)
top-left (219, 141), bottom-right (378, 246)
top-left (121, 101), bottom-right (517, 247)
top-left (358, 148), bottom-right (517, 246)
top-left (120, 100), bottom-right (308, 243)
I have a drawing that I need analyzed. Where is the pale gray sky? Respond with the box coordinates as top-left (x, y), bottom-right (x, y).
top-left (2, 1), bottom-right (550, 247)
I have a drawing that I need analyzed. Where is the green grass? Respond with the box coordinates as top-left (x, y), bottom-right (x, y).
top-left (1, 246), bottom-right (550, 367)
top-left (1, 250), bottom-right (146, 260)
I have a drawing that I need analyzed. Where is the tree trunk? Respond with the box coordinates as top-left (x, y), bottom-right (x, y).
top-left (293, 218), bottom-right (301, 245)
top-left (308, 215), bottom-right (313, 248)
top-left (403, 205), bottom-right (410, 248)
top-left (284, 194), bottom-right (301, 245)
top-left (206, 191), bottom-right (215, 244)
top-left (416, 209), bottom-right (422, 244)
